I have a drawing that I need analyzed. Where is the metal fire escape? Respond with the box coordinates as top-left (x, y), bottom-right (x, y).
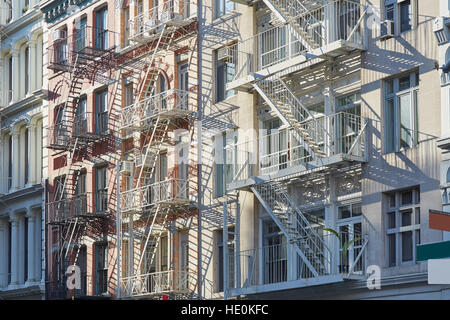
top-left (46, 26), bottom-right (118, 299)
top-left (116, 1), bottom-right (197, 300)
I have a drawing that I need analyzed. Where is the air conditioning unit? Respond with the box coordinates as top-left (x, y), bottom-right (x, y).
top-left (380, 20), bottom-right (394, 40)
top-left (433, 17), bottom-right (448, 45)
top-left (120, 161), bottom-right (134, 173)
top-left (148, 17), bottom-right (158, 30)
top-left (217, 47), bottom-right (232, 62)
top-left (52, 30), bottom-right (67, 41)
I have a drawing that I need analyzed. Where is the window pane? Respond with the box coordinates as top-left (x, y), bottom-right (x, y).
top-left (387, 212), bottom-right (396, 229)
top-left (385, 98), bottom-right (395, 153)
top-left (402, 231), bottom-right (413, 262)
top-left (385, 4), bottom-right (394, 21)
top-left (401, 210), bottom-right (412, 226)
top-left (401, 190), bottom-right (413, 205)
top-left (388, 193), bottom-right (396, 208)
top-left (388, 234), bottom-right (396, 267)
top-left (399, 93), bottom-right (413, 149)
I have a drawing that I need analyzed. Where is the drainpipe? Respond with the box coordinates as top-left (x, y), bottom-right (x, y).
top-left (115, 160), bottom-right (121, 299)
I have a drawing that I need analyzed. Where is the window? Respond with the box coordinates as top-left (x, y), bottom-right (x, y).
top-left (54, 27), bottom-right (68, 65)
top-left (95, 166), bottom-right (108, 212)
top-left (7, 135), bottom-right (12, 190)
top-left (160, 236), bottom-right (168, 272)
top-left (24, 128), bottom-right (28, 185)
top-left (215, 0), bottom-right (236, 19)
top-left (336, 92), bottom-right (361, 154)
top-left (8, 55), bottom-right (12, 103)
top-left (75, 17), bottom-right (87, 52)
top-left (216, 226), bottom-right (235, 292)
top-left (95, 89), bottom-right (108, 133)
top-left (261, 118), bottom-right (288, 174)
top-left (95, 243), bottom-right (108, 295)
top-left (122, 7), bottom-right (130, 47)
top-left (385, 187), bottom-right (420, 267)
top-left (384, 0), bottom-right (414, 34)
top-left (384, 71), bottom-right (419, 153)
top-left (75, 97), bottom-right (87, 136)
top-left (75, 171), bottom-right (87, 216)
top-left (215, 48), bottom-right (235, 102)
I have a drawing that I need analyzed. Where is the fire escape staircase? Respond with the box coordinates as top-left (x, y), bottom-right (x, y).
top-left (251, 181), bottom-right (331, 277)
top-left (262, 0), bottom-right (325, 51)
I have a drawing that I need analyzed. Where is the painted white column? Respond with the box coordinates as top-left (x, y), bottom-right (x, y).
top-left (28, 39), bottom-right (36, 93)
top-left (8, 214), bottom-right (19, 287)
top-left (11, 130), bottom-right (20, 191)
top-left (11, 50), bottom-right (19, 103)
top-left (35, 211), bottom-right (42, 282)
top-left (26, 211), bottom-right (35, 283)
top-left (0, 219), bottom-right (7, 287)
top-left (27, 124), bottom-right (37, 186)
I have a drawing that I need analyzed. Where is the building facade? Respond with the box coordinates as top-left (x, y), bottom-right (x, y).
top-left (0, 0), bottom-right (46, 300)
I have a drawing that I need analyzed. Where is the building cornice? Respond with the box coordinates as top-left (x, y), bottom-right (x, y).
top-left (41, 0), bottom-right (94, 24)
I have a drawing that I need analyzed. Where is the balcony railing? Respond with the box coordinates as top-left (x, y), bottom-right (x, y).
top-left (48, 193), bottom-right (98, 223)
top-left (120, 270), bottom-right (192, 297)
top-left (227, 0), bottom-right (364, 83)
top-left (120, 178), bottom-right (190, 213)
top-left (227, 232), bottom-right (368, 293)
top-left (129, 0), bottom-right (191, 41)
top-left (121, 89), bottom-right (194, 130)
top-left (228, 112), bottom-right (367, 184)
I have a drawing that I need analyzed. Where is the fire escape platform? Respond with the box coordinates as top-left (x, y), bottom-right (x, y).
top-left (228, 274), bottom-right (344, 297)
top-left (228, 153), bottom-right (366, 191)
top-left (227, 39), bottom-right (364, 92)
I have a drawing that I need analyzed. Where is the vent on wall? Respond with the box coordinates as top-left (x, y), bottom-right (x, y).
top-left (434, 17), bottom-right (449, 45)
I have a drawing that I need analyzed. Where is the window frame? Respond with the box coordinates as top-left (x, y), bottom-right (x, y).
top-left (215, 47), bottom-right (236, 103)
top-left (384, 0), bottom-right (415, 35)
